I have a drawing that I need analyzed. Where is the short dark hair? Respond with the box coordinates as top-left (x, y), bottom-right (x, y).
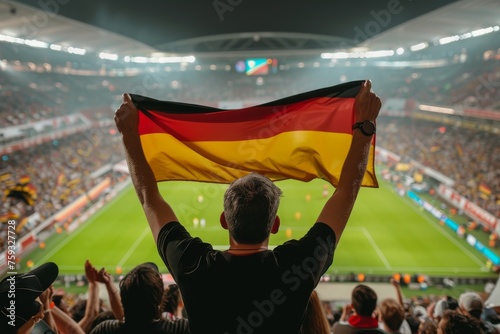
top-left (120, 265), bottom-right (163, 324)
top-left (446, 295), bottom-right (459, 311)
top-left (351, 284), bottom-right (377, 317)
top-left (439, 310), bottom-right (482, 334)
top-left (223, 173), bottom-right (282, 244)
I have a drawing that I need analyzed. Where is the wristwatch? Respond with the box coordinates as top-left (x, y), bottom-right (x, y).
top-left (352, 120), bottom-right (376, 136)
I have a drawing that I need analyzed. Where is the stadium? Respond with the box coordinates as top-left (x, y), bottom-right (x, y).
top-left (0, 0), bottom-right (500, 332)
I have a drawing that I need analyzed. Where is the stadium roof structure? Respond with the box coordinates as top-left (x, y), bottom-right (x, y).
top-left (155, 32), bottom-right (357, 56)
top-left (358, 0), bottom-right (500, 51)
top-left (0, 0), bottom-right (157, 56)
top-left (0, 0), bottom-right (499, 58)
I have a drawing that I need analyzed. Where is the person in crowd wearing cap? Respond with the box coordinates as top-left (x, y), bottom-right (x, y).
top-left (0, 262), bottom-right (59, 334)
top-left (459, 291), bottom-right (500, 334)
top-left (412, 305), bottom-right (428, 323)
top-left (432, 296), bottom-right (459, 324)
top-left (90, 264), bottom-right (189, 334)
top-left (115, 78), bottom-right (381, 334)
top-left (15, 305), bottom-right (45, 334)
top-left (437, 310), bottom-right (482, 334)
top-left (332, 284), bottom-right (385, 333)
top-left (428, 298), bottom-right (450, 324)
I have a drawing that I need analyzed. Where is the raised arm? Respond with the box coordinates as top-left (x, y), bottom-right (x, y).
top-left (78, 260), bottom-right (100, 333)
top-left (390, 278), bottom-right (404, 306)
top-left (316, 80), bottom-right (381, 244)
top-left (96, 267), bottom-right (124, 321)
top-left (52, 306), bottom-right (86, 334)
top-left (115, 93), bottom-right (178, 242)
top-left (39, 285), bottom-right (59, 333)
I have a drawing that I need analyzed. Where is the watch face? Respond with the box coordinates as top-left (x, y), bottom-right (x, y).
top-left (362, 121), bottom-right (376, 135)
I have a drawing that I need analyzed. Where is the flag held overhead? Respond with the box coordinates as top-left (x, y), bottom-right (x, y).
top-left (131, 80), bottom-right (378, 187)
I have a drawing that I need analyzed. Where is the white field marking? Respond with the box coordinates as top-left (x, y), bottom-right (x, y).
top-left (37, 215), bottom-right (102, 263)
top-left (356, 227), bottom-right (392, 270)
top-left (117, 227), bottom-right (151, 267)
top-left (399, 192), bottom-right (486, 267)
top-left (37, 188), bottom-right (135, 264)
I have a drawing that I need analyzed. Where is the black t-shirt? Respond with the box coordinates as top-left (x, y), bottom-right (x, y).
top-left (90, 319), bottom-right (190, 334)
top-left (157, 222), bottom-right (336, 334)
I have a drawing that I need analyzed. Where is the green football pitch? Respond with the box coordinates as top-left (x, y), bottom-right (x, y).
top-left (19, 179), bottom-right (494, 277)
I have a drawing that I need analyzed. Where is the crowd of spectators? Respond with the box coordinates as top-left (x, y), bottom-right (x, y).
top-left (377, 116), bottom-right (500, 218)
top-left (3, 260), bottom-right (500, 333)
top-left (375, 59), bottom-right (500, 111)
top-left (0, 127), bottom-right (124, 253)
top-left (2, 48), bottom-right (500, 126)
top-left (327, 279), bottom-right (500, 334)
top-left (0, 73), bottom-right (100, 128)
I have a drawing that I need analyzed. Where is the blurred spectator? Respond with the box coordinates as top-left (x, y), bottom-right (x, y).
top-left (378, 298), bottom-right (406, 333)
top-left (417, 320), bottom-right (437, 334)
top-left (90, 264), bottom-right (189, 334)
top-left (300, 290), bottom-right (331, 334)
top-left (89, 311), bottom-right (116, 333)
top-left (458, 292), bottom-right (500, 334)
top-left (323, 300), bottom-right (339, 327)
top-left (437, 310), bottom-right (482, 334)
top-left (429, 299), bottom-right (449, 324)
top-left (389, 277), bottom-right (414, 333)
top-left (332, 284), bottom-right (385, 333)
top-left (485, 281), bottom-right (496, 294)
top-left (160, 284), bottom-right (184, 321)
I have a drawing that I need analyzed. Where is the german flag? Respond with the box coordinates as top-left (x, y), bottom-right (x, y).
top-left (5, 183), bottom-right (37, 206)
top-left (19, 175), bottom-right (31, 184)
top-left (131, 80), bottom-right (378, 187)
top-left (479, 183), bottom-right (492, 196)
top-left (0, 171), bottom-right (12, 183)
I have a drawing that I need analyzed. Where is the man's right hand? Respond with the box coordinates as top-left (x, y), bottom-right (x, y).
top-left (353, 80), bottom-right (381, 123)
top-left (114, 93), bottom-right (139, 136)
